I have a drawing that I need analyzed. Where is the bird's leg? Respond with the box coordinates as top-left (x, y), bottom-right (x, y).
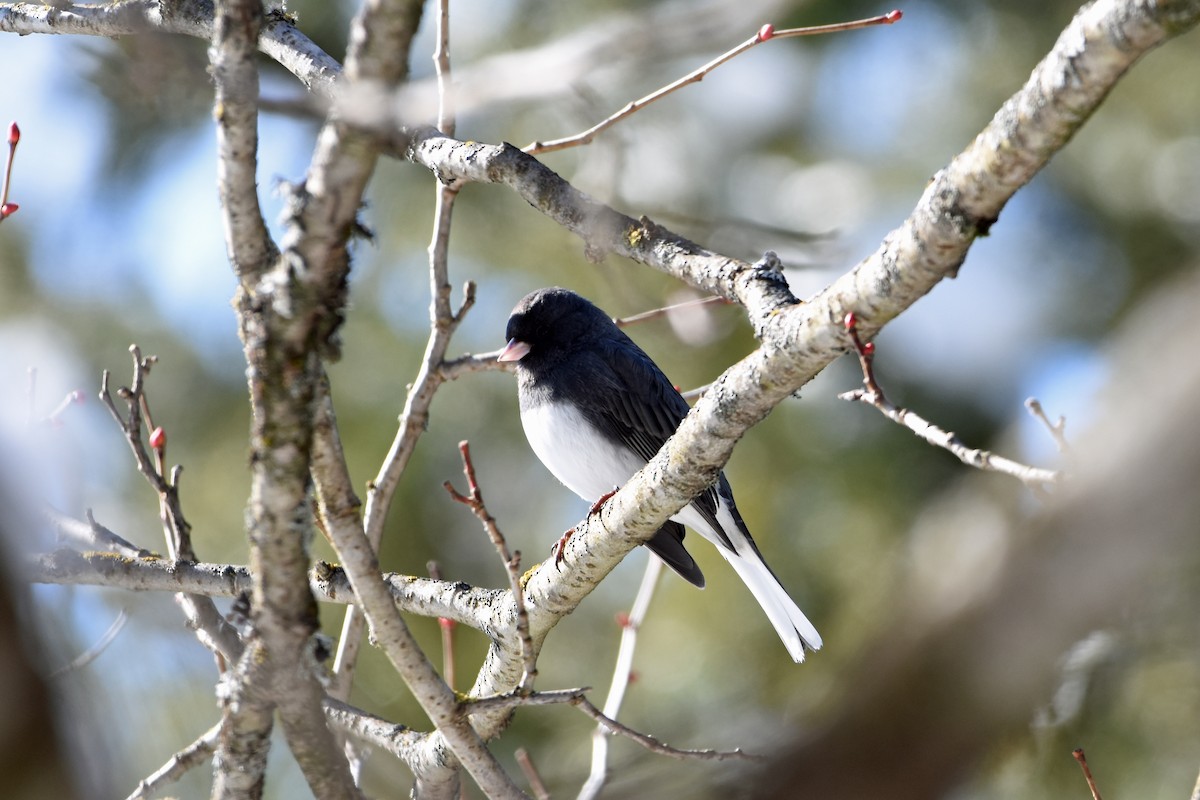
top-left (552, 488), bottom-right (620, 569)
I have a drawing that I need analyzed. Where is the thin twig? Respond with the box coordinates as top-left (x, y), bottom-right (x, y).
top-left (433, 0), bottom-right (454, 136)
top-left (1025, 397), bottom-right (1069, 453)
top-left (612, 295), bottom-right (729, 328)
top-left (40, 389), bottom-right (84, 427)
top-left (99, 346), bottom-right (194, 560)
top-left (515, 749), bottom-right (551, 800)
top-left (42, 507), bottom-right (150, 559)
top-left (573, 693), bottom-right (762, 763)
top-left (444, 440), bottom-right (538, 693)
top-left (1072, 748), bottom-right (1103, 800)
top-left (1, 120), bottom-right (19, 220)
top-left (427, 560), bottom-right (457, 692)
top-left (839, 313), bottom-right (1062, 491)
top-left (49, 609), bottom-right (128, 678)
top-left (524, 11), bottom-right (901, 154)
top-left (330, 114), bottom-right (474, 700)
top-left (579, 557), bottom-right (662, 800)
top-left (124, 722), bottom-right (222, 800)
top-left (464, 687), bottom-right (760, 762)
top-left (439, 349), bottom-right (513, 381)
top-left (97, 349), bottom-right (242, 664)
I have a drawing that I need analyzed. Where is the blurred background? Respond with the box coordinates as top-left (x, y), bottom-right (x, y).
top-left (1, 0), bottom-right (1198, 797)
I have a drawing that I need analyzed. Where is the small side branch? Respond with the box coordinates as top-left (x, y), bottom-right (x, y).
top-left (1026, 397), bottom-right (1069, 453)
top-left (1072, 748), bottom-right (1104, 800)
top-left (445, 440), bottom-right (538, 693)
top-left (839, 314), bottom-right (1061, 491)
top-left (579, 558), bottom-right (663, 800)
top-left (466, 688), bottom-right (761, 763)
top-left (524, 11), bottom-right (901, 154)
top-left (1, 120), bottom-right (19, 221)
top-left (124, 722), bottom-right (221, 800)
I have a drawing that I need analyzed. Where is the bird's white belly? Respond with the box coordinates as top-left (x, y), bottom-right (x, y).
top-left (521, 401), bottom-right (645, 502)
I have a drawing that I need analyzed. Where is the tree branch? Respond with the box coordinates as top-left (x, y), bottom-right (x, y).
top-left (0, 0), bottom-right (341, 96)
top-left (213, 0), bottom-right (277, 282)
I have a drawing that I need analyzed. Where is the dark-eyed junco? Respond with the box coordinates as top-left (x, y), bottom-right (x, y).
top-left (498, 287), bottom-right (821, 662)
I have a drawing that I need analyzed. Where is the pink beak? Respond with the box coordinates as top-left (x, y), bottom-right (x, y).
top-left (497, 339), bottom-right (531, 362)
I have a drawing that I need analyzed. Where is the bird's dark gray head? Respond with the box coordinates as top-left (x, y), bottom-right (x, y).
top-left (498, 287), bottom-right (614, 367)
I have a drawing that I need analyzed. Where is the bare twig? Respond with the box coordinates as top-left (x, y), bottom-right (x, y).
top-left (99, 346), bottom-right (193, 560)
top-left (573, 693), bottom-right (762, 763)
top-left (464, 686), bottom-right (760, 762)
top-left (96, 351), bottom-right (246, 663)
top-left (515, 749), bottom-right (551, 800)
top-left (439, 349), bottom-right (513, 381)
top-left (1025, 397), bottom-right (1069, 453)
top-left (433, 0), bottom-right (454, 136)
top-left (445, 441), bottom-right (538, 693)
top-left (43, 507), bottom-right (150, 559)
top-left (40, 389), bottom-right (85, 427)
top-left (331, 142), bottom-right (475, 706)
top-left (613, 295), bottom-right (729, 328)
top-left (1072, 748), bottom-right (1103, 800)
top-left (524, 11), bottom-right (901, 154)
top-left (839, 314), bottom-right (1062, 490)
top-left (49, 609), bottom-right (128, 678)
top-left (124, 722), bottom-right (222, 800)
top-left (427, 560), bottom-right (457, 692)
top-left (1, 120), bottom-right (19, 220)
top-left (579, 558), bottom-right (662, 800)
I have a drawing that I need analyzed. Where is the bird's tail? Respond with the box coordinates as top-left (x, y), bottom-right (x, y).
top-left (719, 546), bottom-right (822, 663)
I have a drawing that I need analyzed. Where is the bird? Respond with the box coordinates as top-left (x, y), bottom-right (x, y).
top-left (498, 287), bottom-right (822, 662)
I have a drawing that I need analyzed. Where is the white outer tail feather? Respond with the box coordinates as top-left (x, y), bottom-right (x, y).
top-left (675, 502), bottom-right (822, 663)
top-left (719, 546), bottom-right (822, 663)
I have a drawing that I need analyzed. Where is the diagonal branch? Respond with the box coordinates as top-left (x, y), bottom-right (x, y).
top-left (524, 10), bottom-right (901, 155)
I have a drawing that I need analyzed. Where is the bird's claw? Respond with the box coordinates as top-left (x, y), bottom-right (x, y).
top-left (552, 489), bottom-right (618, 570)
top-left (551, 527), bottom-right (575, 570)
top-left (589, 487), bottom-right (618, 516)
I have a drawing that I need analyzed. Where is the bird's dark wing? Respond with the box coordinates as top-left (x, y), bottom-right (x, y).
top-left (645, 521), bottom-right (705, 587)
top-left (565, 334), bottom-right (730, 549)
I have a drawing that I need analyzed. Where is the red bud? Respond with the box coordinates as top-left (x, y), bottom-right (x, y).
top-left (149, 426), bottom-right (166, 450)
top-left (884, 10), bottom-right (903, 23)
top-left (438, 617), bottom-right (456, 631)
top-left (615, 611), bottom-right (632, 628)
top-left (0, 203), bottom-right (18, 219)
top-left (863, 342), bottom-right (875, 356)
top-left (7, 122), bottom-right (18, 146)
top-left (758, 23), bottom-right (775, 41)
top-left (627, 671), bottom-right (639, 685)
top-left (844, 312), bottom-right (857, 331)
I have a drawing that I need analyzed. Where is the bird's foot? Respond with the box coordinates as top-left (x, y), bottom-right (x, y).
top-left (589, 487), bottom-right (618, 516)
top-left (552, 527), bottom-right (576, 570)
top-left (553, 489), bottom-right (619, 570)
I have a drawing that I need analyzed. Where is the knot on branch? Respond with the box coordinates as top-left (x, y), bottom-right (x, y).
top-left (745, 250), bottom-right (800, 339)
